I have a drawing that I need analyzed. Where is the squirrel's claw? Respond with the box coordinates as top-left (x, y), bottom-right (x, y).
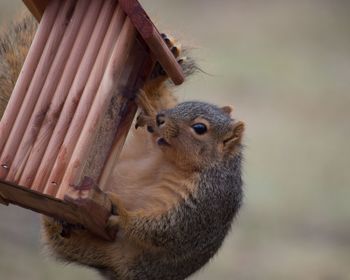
top-left (135, 112), bottom-right (155, 133)
top-left (107, 192), bottom-right (121, 230)
top-left (136, 90), bottom-right (155, 116)
top-left (135, 90), bottom-right (157, 132)
top-left (107, 215), bottom-right (120, 231)
top-left (52, 219), bottom-right (84, 238)
top-left (106, 192), bottom-right (129, 231)
top-left (135, 112), bottom-right (147, 129)
top-left (151, 33), bottom-right (182, 79)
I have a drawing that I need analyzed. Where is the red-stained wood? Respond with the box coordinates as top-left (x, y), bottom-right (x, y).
top-left (0, 178), bottom-right (116, 241)
top-left (119, 0), bottom-right (184, 85)
top-left (7, 0), bottom-right (90, 184)
top-left (23, 0), bottom-right (185, 84)
top-left (0, 0), bottom-right (60, 155)
top-left (57, 18), bottom-right (136, 199)
top-left (44, 3), bottom-right (125, 196)
top-left (20, 0), bottom-right (104, 189)
top-left (0, 0), bottom-right (76, 180)
top-left (32, 0), bottom-right (116, 194)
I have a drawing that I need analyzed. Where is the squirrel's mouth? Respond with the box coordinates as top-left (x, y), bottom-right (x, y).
top-left (156, 137), bottom-right (170, 146)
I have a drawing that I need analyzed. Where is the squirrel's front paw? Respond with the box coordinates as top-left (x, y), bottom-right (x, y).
top-left (107, 215), bottom-right (120, 231)
top-left (135, 112), bottom-right (155, 133)
top-left (106, 192), bottom-right (129, 230)
top-left (151, 33), bottom-right (185, 79)
top-left (135, 90), bottom-right (157, 131)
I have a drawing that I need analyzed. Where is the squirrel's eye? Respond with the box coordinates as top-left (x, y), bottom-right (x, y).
top-left (192, 123), bottom-right (207, 135)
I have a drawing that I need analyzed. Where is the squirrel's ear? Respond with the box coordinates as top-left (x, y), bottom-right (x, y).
top-left (223, 121), bottom-right (245, 153)
top-left (221, 105), bottom-right (234, 119)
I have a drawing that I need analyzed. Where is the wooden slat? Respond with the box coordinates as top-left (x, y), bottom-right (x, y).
top-left (22, 0), bottom-right (185, 85)
top-left (19, 0), bottom-right (104, 189)
top-left (44, 3), bottom-right (126, 196)
top-left (7, 0), bottom-right (90, 184)
top-left (119, 0), bottom-right (185, 85)
top-left (31, 0), bottom-right (117, 194)
top-left (0, 178), bottom-right (116, 241)
top-left (57, 18), bottom-right (136, 199)
top-left (0, 0), bottom-right (60, 155)
top-left (0, 0), bottom-right (76, 180)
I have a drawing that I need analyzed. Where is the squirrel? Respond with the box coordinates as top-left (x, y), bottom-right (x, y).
top-left (0, 10), bottom-right (245, 280)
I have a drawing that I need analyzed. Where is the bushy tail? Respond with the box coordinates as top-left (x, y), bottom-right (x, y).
top-left (0, 11), bottom-right (37, 118)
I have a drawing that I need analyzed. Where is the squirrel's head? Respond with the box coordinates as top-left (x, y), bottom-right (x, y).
top-left (151, 102), bottom-right (244, 170)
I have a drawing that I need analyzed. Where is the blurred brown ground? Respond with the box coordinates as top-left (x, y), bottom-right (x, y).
top-left (1, 0), bottom-right (350, 279)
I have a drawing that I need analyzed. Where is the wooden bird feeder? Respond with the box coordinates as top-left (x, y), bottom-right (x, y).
top-left (0, 0), bottom-right (184, 240)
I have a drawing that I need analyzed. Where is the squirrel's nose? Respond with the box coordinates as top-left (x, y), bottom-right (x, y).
top-left (156, 113), bottom-right (165, 127)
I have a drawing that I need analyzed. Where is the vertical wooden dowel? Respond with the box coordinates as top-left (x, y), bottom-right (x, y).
top-left (34, 0), bottom-right (117, 194)
top-left (20, 0), bottom-right (104, 188)
top-left (7, 0), bottom-right (90, 184)
top-left (0, 0), bottom-right (76, 180)
top-left (44, 4), bottom-right (126, 196)
top-left (0, 0), bottom-right (60, 154)
top-left (57, 18), bottom-right (136, 200)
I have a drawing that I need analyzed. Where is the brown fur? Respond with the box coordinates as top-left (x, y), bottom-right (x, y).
top-left (0, 11), bottom-right (37, 118)
top-left (1, 13), bottom-right (244, 280)
top-left (41, 74), bottom-right (204, 278)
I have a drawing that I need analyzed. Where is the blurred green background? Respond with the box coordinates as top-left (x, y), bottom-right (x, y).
top-left (1, 0), bottom-right (350, 279)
